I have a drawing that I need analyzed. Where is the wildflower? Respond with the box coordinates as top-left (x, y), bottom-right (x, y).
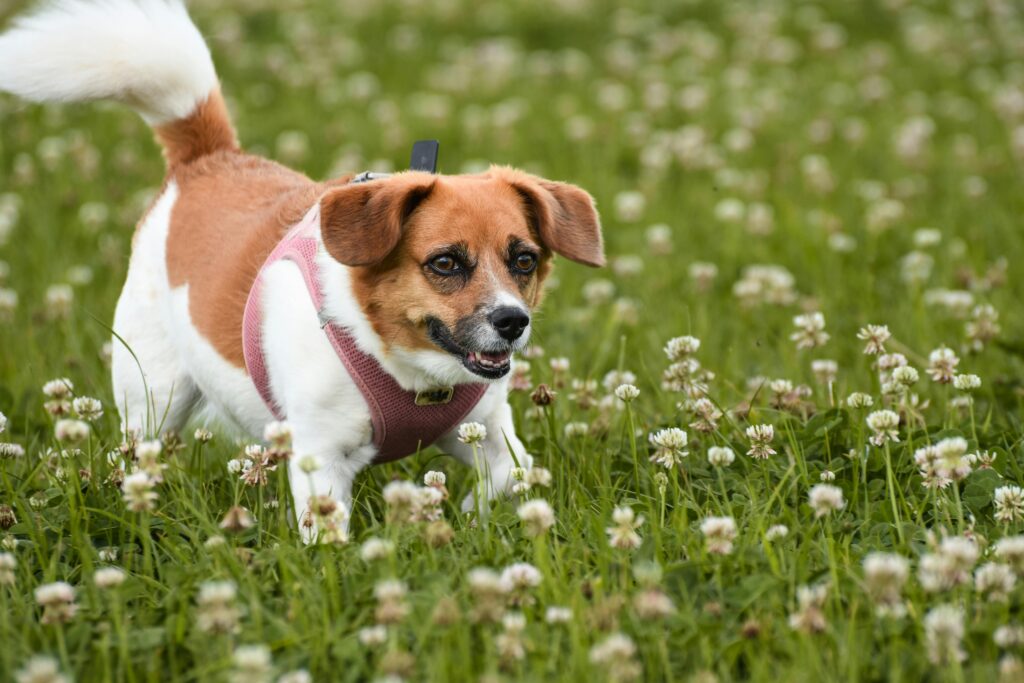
top-left (239, 445), bottom-right (276, 487)
top-left (98, 547), bottom-right (118, 562)
top-left (808, 484), bottom-right (845, 518)
top-left (230, 644), bottom-right (272, 683)
top-left (866, 410), bottom-right (900, 445)
top-left (564, 421), bottom-right (589, 438)
top-left (496, 612), bottom-right (528, 664)
top-left (197, 580), bottom-right (241, 634)
top-left (689, 262), bottom-right (718, 291)
top-left (891, 366), bottom-right (919, 387)
top-left (35, 581), bottom-right (77, 624)
top-left (509, 360), bottom-right (532, 391)
top-left (94, 567), bottom-right (126, 589)
top-left (812, 359), bottom-right (838, 383)
top-left (846, 392), bottom-right (874, 408)
top-left (614, 384), bottom-right (640, 402)
top-left (457, 422), bottom-right (487, 444)
top-left (358, 625), bottom-right (388, 647)
top-left (606, 506), bottom-right (643, 550)
top-left (42, 378), bottom-right (73, 399)
top-left (645, 224), bottom-right (673, 254)
top-left (517, 499), bottom-right (555, 537)
top-left (54, 419), bottom-right (89, 443)
top-left (0, 503), bottom-right (16, 530)
top-left (863, 553), bottom-right (909, 617)
top-left (765, 524), bottom-right (789, 541)
top-left (71, 396), bottom-right (103, 421)
top-left (219, 506), bottom-right (255, 533)
top-left (589, 633), bottom-right (641, 682)
top-left (263, 420), bottom-right (293, 461)
top-left (688, 397), bottom-right (722, 433)
top-left (976, 563), bottom-right (1016, 602)
top-left (707, 446), bottom-right (735, 467)
top-left (501, 563), bottom-right (542, 606)
top-left (121, 472), bottom-right (157, 512)
top-left (857, 325), bottom-right (891, 355)
top-left (664, 335), bottom-right (701, 361)
top-left (374, 579), bottom-right (409, 624)
top-left (0, 442), bottom-right (24, 459)
top-left (277, 671), bottom-right (311, 683)
top-left (296, 454), bottom-right (321, 474)
top-left (531, 383), bottom-right (555, 406)
top-left (995, 626), bottom-right (1024, 649)
top-left (633, 588), bottom-right (675, 620)
top-left (919, 536), bottom-right (979, 592)
top-left (790, 312), bottom-right (830, 349)
top-left (381, 480), bottom-right (419, 524)
top-left (966, 304), bottom-right (1000, 351)
top-left (820, 470), bottom-right (835, 482)
top-left (0, 551), bottom-right (15, 585)
top-left (648, 427), bottom-right (688, 468)
top-left (995, 486), bottom-right (1024, 523)
top-left (745, 424), bottom-right (776, 459)
top-left (789, 583), bottom-right (828, 633)
top-left (583, 279), bottom-right (615, 305)
top-left (135, 440), bottom-right (165, 482)
top-left (360, 538), bottom-right (395, 562)
top-left (545, 606), bottom-right (573, 624)
top-left (995, 536), bottom-right (1024, 572)
top-left (924, 605), bottom-right (966, 665)
top-left (467, 567), bottom-right (509, 623)
top-left (194, 428), bottom-right (213, 443)
top-left (15, 656), bottom-right (70, 683)
top-left (927, 347), bottom-right (959, 383)
top-left (701, 516), bottom-right (737, 555)
top-left (954, 374), bottom-right (981, 391)
top-left (525, 466), bottom-right (552, 488)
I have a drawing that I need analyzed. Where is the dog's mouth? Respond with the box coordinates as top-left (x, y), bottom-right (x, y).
top-left (427, 317), bottom-right (512, 380)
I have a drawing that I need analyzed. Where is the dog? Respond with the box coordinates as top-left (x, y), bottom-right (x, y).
top-left (0, 0), bottom-right (603, 539)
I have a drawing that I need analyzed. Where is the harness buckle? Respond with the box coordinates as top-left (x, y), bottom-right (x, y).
top-left (415, 387), bottom-right (455, 406)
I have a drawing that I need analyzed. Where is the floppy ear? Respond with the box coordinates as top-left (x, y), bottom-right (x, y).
top-left (319, 174), bottom-right (435, 267)
top-left (503, 172), bottom-right (605, 267)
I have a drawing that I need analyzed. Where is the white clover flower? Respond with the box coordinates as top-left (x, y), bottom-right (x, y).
top-left (664, 335), bottom-right (701, 361)
top-left (995, 625), bottom-right (1024, 649)
top-left (457, 422), bottom-right (487, 444)
top-left (71, 396), bottom-right (103, 421)
top-left (296, 454), bottom-right (322, 474)
top-left (545, 606), bottom-right (573, 624)
top-left (35, 581), bottom-right (77, 624)
top-left (563, 422), bottom-right (589, 438)
top-left (846, 392), bottom-right (874, 408)
top-left (525, 467), bottom-right (552, 488)
top-left (891, 366), bottom-right (919, 387)
top-left (549, 357), bottom-right (570, 373)
top-left (995, 536), bottom-right (1024, 572)
top-left (607, 506), bottom-right (643, 550)
top-left (194, 428), bottom-right (213, 443)
top-left (808, 484), bottom-right (845, 518)
top-left (746, 424), bottom-right (776, 459)
top-left (975, 563), bottom-right (1016, 602)
top-left (953, 374), bottom-right (981, 392)
top-left (866, 410), bottom-right (900, 446)
top-left (995, 486), bottom-right (1024, 523)
top-left (54, 419), bottom-right (90, 443)
top-left (358, 624), bottom-right (388, 647)
top-left (811, 359), bottom-right (838, 383)
top-left (262, 420), bottom-right (293, 446)
top-left (614, 384), bottom-right (640, 402)
top-left (790, 312), bottom-right (830, 349)
top-left (589, 633), bottom-right (639, 680)
top-left (648, 427), bottom-right (688, 468)
top-left (517, 499), bottom-right (555, 537)
top-left (820, 470), bottom-right (836, 482)
top-left (231, 644), bottom-right (272, 680)
top-left (42, 378), bottom-right (74, 398)
top-left (924, 604), bottom-right (966, 665)
top-left (94, 567), bottom-right (126, 589)
top-left (863, 552), bottom-right (909, 617)
top-left (227, 459), bottom-right (244, 474)
top-left (789, 583), bottom-right (828, 633)
top-left (0, 410), bottom-right (5, 434)
top-left (501, 562), bottom-right (542, 594)
top-left (122, 472), bottom-right (157, 512)
top-left (700, 516), bottom-right (737, 555)
top-left (857, 325), bottom-right (891, 355)
top-left (15, 656), bottom-right (70, 683)
top-left (359, 538), bottom-right (395, 562)
top-left (0, 442), bottom-right (24, 459)
top-left (765, 524), bottom-right (789, 541)
top-left (927, 347), bottom-right (959, 384)
top-left (424, 471), bottom-right (446, 487)
top-left (707, 446), bottom-right (735, 467)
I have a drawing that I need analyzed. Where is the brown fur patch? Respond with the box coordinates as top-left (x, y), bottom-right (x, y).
top-left (166, 152), bottom-right (350, 366)
top-left (154, 89), bottom-right (238, 168)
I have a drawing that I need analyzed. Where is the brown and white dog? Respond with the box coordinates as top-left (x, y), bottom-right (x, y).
top-left (0, 0), bottom-right (603, 537)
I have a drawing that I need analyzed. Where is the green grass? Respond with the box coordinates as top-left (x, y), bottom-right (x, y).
top-left (2, 0), bottom-right (1024, 681)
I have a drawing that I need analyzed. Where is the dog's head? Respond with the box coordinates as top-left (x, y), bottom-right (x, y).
top-left (319, 166), bottom-right (603, 383)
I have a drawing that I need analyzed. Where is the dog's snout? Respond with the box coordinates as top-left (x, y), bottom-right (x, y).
top-left (488, 306), bottom-right (530, 341)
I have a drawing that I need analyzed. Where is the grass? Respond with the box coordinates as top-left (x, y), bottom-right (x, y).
top-left (2, 0), bottom-right (1024, 681)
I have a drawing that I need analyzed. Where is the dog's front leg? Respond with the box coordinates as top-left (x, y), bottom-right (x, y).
top-left (436, 398), bottom-right (534, 515)
top-left (287, 435), bottom-right (369, 544)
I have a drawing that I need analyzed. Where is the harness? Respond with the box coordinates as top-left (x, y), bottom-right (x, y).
top-left (241, 168), bottom-right (487, 463)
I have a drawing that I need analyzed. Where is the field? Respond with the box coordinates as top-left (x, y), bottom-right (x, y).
top-left (2, 0), bottom-right (1024, 680)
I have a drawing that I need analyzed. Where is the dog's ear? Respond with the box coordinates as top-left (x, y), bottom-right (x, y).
top-left (497, 168), bottom-right (605, 267)
top-left (319, 174), bottom-right (436, 267)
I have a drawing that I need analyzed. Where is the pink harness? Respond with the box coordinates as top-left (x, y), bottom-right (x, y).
top-left (242, 205), bottom-right (487, 463)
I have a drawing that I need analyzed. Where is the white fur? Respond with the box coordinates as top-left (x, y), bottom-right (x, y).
top-left (0, 0), bottom-right (217, 124)
top-left (15, 0), bottom-right (533, 542)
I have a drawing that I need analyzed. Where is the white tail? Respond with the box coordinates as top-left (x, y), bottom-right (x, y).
top-left (0, 0), bottom-right (217, 125)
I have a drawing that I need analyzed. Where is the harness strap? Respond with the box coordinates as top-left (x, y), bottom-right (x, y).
top-left (242, 205), bottom-right (487, 463)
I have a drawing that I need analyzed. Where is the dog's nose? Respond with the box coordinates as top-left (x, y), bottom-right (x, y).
top-left (488, 306), bottom-right (530, 341)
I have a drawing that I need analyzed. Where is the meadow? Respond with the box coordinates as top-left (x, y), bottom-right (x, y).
top-left (2, 0), bottom-right (1024, 680)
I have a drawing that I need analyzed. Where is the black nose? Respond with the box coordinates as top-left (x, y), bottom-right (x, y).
top-left (488, 306), bottom-right (530, 341)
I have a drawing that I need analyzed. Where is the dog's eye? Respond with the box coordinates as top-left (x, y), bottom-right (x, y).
top-left (429, 255), bottom-right (461, 275)
top-left (513, 253), bottom-right (537, 274)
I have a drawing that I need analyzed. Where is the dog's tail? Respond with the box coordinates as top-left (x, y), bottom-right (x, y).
top-left (0, 0), bottom-right (237, 167)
